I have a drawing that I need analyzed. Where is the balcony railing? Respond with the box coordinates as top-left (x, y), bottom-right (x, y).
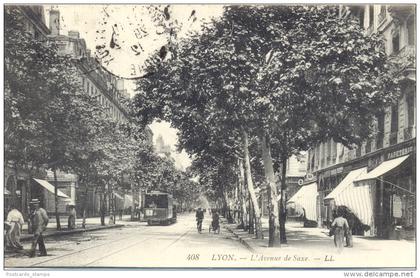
top-left (390, 45), bottom-right (416, 73)
top-left (378, 6), bottom-right (387, 25)
top-left (404, 126), bottom-right (415, 140)
top-left (390, 131), bottom-right (398, 145)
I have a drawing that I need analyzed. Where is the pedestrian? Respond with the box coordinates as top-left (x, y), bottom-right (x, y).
top-left (195, 207), bottom-right (204, 232)
top-left (330, 208), bottom-right (349, 252)
top-left (344, 211), bottom-right (354, 248)
top-left (67, 204), bottom-right (76, 230)
top-left (6, 204), bottom-right (24, 251)
top-left (29, 199), bottom-right (49, 257)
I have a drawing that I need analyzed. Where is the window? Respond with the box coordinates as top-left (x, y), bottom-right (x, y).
top-left (376, 113), bottom-right (385, 149)
top-left (331, 140), bottom-right (337, 162)
top-left (408, 16), bottom-right (415, 46)
top-left (356, 146), bottom-right (361, 158)
top-left (369, 5), bottom-right (374, 27)
top-left (365, 140), bottom-right (371, 153)
top-left (390, 104), bottom-right (399, 145)
top-left (326, 140), bottom-right (331, 165)
top-left (392, 31), bottom-right (400, 53)
top-left (391, 104), bottom-right (399, 133)
top-left (407, 92), bottom-right (415, 127)
top-left (358, 9), bottom-right (365, 28)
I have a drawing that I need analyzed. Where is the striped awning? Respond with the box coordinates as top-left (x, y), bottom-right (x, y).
top-left (354, 155), bottom-right (410, 183)
top-left (287, 182), bottom-right (318, 221)
top-left (324, 167), bottom-right (373, 226)
top-left (325, 167), bottom-right (367, 200)
top-left (33, 178), bottom-right (69, 198)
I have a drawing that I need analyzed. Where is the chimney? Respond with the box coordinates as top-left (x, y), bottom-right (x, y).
top-left (68, 30), bottom-right (80, 39)
top-left (49, 9), bottom-right (60, 36)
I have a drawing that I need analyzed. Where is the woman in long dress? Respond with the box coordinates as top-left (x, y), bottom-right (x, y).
top-left (6, 206), bottom-right (24, 250)
top-left (331, 209), bottom-right (349, 252)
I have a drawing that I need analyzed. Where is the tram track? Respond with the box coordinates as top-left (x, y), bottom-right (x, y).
top-left (83, 224), bottom-right (194, 266)
top-left (28, 221), bottom-right (192, 267)
top-left (27, 229), bottom-right (150, 267)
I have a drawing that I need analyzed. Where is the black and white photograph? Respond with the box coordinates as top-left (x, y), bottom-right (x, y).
top-left (2, 2), bottom-right (417, 272)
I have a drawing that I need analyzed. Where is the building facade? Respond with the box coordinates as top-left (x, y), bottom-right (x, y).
top-left (305, 5), bottom-right (415, 239)
top-left (47, 9), bottom-right (135, 217)
top-left (4, 5), bottom-right (52, 218)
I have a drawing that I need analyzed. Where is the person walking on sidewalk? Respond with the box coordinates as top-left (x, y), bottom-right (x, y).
top-left (6, 204), bottom-right (24, 251)
top-left (344, 211), bottom-right (354, 248)
top-left (29, 199), bottom-right (49, 257)
top-left (68, 204), bottom-right (77, 230)
top-left (330, 209), bottom-right (349, 252)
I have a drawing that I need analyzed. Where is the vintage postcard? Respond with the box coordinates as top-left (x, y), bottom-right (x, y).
top-left (3, 3), bottom-right (416, 272)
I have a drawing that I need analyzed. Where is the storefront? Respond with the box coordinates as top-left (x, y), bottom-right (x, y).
top-left (355, 151), bottom-right (415, 239)
top-left (287, 182), bottom-right (318, 226)
top-left (33, 178), bottom-right (72, 215)
top-left (317, 166), bottom-right (344, 227)
top-left (324, 167), bottom-right (374, 235)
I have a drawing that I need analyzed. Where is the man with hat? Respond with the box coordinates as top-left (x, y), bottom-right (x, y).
top-left (29, 199), bottom-right (49, 257)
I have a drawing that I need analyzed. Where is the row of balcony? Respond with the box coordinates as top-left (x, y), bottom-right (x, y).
top-left (310, 126), bottom-right (415, 172)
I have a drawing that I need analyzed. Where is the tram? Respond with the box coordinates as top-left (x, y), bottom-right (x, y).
top-left (144, 191), bottom-right (177, 225)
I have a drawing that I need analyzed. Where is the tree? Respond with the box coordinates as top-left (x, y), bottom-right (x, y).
top-left (134, 5), bottom-right (402, 246)
top-left (5, 7), bottom-right (108, 229)
top-left (257, 5), bottom-right (402, 243)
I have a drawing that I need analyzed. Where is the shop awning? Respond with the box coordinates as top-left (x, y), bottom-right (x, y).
top-left (354, 155), bottom-right (410, 183)
top-left (33, 178), bottom-right (70, 198)
top-left (325, 167), bottom-right (367, 200)
top-left (287, 182), bottom-right (318, 221)
top-left (323, 167), bottom-right (373, 226)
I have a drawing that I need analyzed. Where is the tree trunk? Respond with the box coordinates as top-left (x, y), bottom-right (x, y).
top-left (238, 159), bottom-right (248, 231)
top-left (241, 129), bottom-right (263, 239)
top-left (280, 158), bottom-right (288, 243)
top-left (26, 171), bottom-right (33, 234)
top-left (223, 191), bottom-right (234, 224)
top-left (131, 182), bottom-right (135, 221)
top-left (53, 169), bottom-right (61, 230)
top-left (248, 198), bottom-right (254, 234)
top-left (81, 184), bottom-right (88, 229)
top-left (261, 133), bottom-right (281, 247)
top-left (100, 190), bottom-right (106, 226)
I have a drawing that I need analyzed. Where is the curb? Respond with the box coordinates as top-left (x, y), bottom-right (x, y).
top-left (20, 224), bottom-right (125, 242)
top-left (222, 224), bottom-right (256, 253)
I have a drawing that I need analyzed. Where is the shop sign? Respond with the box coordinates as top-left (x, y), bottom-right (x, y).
top-left (387, 145), bottom-right (415, 160)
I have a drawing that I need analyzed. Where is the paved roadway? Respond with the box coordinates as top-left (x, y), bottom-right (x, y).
top-left (5, 213), bottom-right (251, 268)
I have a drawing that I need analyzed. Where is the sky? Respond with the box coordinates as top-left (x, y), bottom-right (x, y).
top-left (44, 4), bottom-right (224, 171)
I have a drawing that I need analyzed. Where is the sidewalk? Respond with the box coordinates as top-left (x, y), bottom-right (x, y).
top-left (222, 217), bottom-right (416, 267)
top-left (18, 215), bottom-right (134, 242)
